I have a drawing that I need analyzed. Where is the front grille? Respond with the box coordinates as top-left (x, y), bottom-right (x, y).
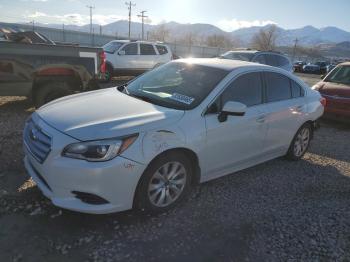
top-left (28, 160), bottom-right (52, 191)
top-left (24, 118), bottom-right (52, 163)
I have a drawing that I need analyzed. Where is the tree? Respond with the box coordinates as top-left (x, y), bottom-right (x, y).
top-left (149, 21), bottom-right (170, 42)
top-left (251, 25), bottom-right (279, 51)
top-left (205, 34), bottom-right (236, 48)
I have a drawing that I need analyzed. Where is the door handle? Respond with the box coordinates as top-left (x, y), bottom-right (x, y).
top-left (256, 115), bottom-right (266, 123)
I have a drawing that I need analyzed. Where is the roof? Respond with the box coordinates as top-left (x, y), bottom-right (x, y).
top-left (175, 58), bottom-right (270, 71)
top-left (225, 50), bottom-right (284, 55)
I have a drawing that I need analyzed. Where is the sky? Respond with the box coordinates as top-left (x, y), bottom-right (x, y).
top-left (0, 0), bottom-right (349, 32)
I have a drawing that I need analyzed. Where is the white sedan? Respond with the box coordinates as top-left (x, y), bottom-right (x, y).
top-left (23, 58), bottom-right (324, 214)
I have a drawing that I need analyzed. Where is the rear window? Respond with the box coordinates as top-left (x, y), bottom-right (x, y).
top-left (220, 52), bottom-right (254, 62)
top-left (140, 44), bottom-right (157, 55)
top-left (156, 45), bottom-right (168, 55)
top-left (265, 55), bottom-right (278, 66)
top-left (265, 72), bottom-right (292, 102)
top-left (276, 55), bottom-right (290, 66)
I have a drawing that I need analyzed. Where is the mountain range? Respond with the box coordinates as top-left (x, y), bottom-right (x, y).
top-left (39, 21), bottom-right (350, 47)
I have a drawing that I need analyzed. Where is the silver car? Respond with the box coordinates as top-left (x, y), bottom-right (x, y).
top-left (220, 50), bottom-right (293, 72)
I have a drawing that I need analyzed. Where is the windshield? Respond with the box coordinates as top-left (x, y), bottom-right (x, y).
top-left (103, 42), bottom-right (124, 53)
top-left (220, 52), bottom-right (254, 62)
top-left (324, 65), bottom-right (350, 85)
top-left (125, 62), bottom-right (229, 110)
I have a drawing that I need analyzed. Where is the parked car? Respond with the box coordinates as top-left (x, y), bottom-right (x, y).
top-left (293, 61), bottom-right (306, 73)
top-left (315, 61), bottom-right (329, 74)
top-left (23, 58), bottom-right (324, 214)
top-left (312, 62), bottom-right (350, 122)
top-left (0, 31), bottom-right (105, 107)
top-left (220, 50), bottom-right (293, 72)
top-left (326, 63), bottom-right (337, 73)
top-left (103, 40), bottom-right (172, 81)
top-left (303, 64), bottom-right (321, 74)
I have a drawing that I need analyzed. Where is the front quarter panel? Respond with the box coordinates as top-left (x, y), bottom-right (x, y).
top-left (121, 126), bottom-right (187, 165)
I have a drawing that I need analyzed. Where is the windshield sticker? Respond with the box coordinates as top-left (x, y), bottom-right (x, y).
top-left (170, 93), bottom-right (195, 105)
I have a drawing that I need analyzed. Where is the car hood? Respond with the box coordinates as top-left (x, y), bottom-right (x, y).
top-left (316, 81), bottom-right (350, 98)
top-left (36, 88), bottom-right (185, 141)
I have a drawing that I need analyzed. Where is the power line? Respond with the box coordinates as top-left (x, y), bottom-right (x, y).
top-left (86, 5), bottom-right (95, 35)
top-left (137, 10), bottom-right (148, 41)
top-left (125, 1), bottom-right (136, 40)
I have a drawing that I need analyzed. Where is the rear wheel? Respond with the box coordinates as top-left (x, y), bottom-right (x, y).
top-left (134, 152), bottom-right (192, 213)
top-left (286, 124), bottom-right (312, 160)
top-left (34, 82), bottom-right (71, 108)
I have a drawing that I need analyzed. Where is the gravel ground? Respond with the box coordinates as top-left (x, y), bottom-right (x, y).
top-left (1, 74), bottom-right (350, 261)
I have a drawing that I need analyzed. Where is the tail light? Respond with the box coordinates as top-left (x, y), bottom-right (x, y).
top-left (320, 97), bottom-right (327, 107)
top-left (99, 51), bottom-right (106, 74)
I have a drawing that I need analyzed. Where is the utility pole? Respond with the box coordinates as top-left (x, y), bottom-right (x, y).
top-left (62, 23), bottom-right (65, 42)
top-left (292, 38), bottom-right (299, 62)
top-left (125, 1), bottom-right (136, 39)
top-left (86, 5), bottom-right (95, 35)
top-left (137, 10), bottom-right (148, 40)
top-left (30, 20), bottom-right (35, 31)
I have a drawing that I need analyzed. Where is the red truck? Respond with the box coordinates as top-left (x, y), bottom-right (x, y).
top-left (0, 31), bottom-right (106, 107)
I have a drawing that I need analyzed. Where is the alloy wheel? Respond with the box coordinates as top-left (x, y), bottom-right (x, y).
top-left (147, 161), bottom-right (187, 207)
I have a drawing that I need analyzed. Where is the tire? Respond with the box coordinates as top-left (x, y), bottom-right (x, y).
top-left (34, 82), bottom-right (71, 108)
top-left (134, 151), bottom-right (193, 213)
top-left (286, 123), bottom-right (312, 161)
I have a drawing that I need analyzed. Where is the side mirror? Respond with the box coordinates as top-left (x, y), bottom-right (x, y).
top-left (118, 50), bottom-right (126, 56)
top-left (218, 101), bottom-right (247, 122)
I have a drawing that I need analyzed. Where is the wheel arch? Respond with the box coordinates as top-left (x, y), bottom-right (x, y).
top-left (132, 147), bottom-right (201, 208)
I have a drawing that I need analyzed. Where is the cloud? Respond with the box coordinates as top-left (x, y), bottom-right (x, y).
top-left (217, 19), bottom-right (277, 32)
top-left (28, 11), bottom-right (48, 18)
top-left (21, 0), bottom-right (49, 2)
top-left (25, 11), bottom-right (150, 25)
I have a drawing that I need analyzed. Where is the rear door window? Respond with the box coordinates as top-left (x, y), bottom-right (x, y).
top-left (265, 72), bottom-right (292, 102)
top-left (221, 72), bottom-right (263, 107)
top-left (140, 44), bottom-right (157, 55)
top-left (156, 45), bottom-right (168, 55)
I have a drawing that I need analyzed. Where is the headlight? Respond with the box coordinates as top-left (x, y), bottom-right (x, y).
top-left (62, 134), bottom-right (138, 162)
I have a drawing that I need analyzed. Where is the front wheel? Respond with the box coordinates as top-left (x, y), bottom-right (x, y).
top-left (134, 152), bottom-right (192, 213)
top-left (286, 124), bottom-right (312, 160)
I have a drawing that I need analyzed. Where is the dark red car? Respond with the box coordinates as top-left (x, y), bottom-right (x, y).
top-left (313, 62), bottom-right (350, 122)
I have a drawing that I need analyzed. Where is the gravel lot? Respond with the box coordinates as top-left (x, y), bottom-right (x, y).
top-left (1, 74), bottom-right (350, 261)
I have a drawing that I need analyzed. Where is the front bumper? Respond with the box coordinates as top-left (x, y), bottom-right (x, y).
top-left (23, 114), bottom-right (146, 214)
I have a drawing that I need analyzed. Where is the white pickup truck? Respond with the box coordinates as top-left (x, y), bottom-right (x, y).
top-left (103, 40), bottom-right (173, 81)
